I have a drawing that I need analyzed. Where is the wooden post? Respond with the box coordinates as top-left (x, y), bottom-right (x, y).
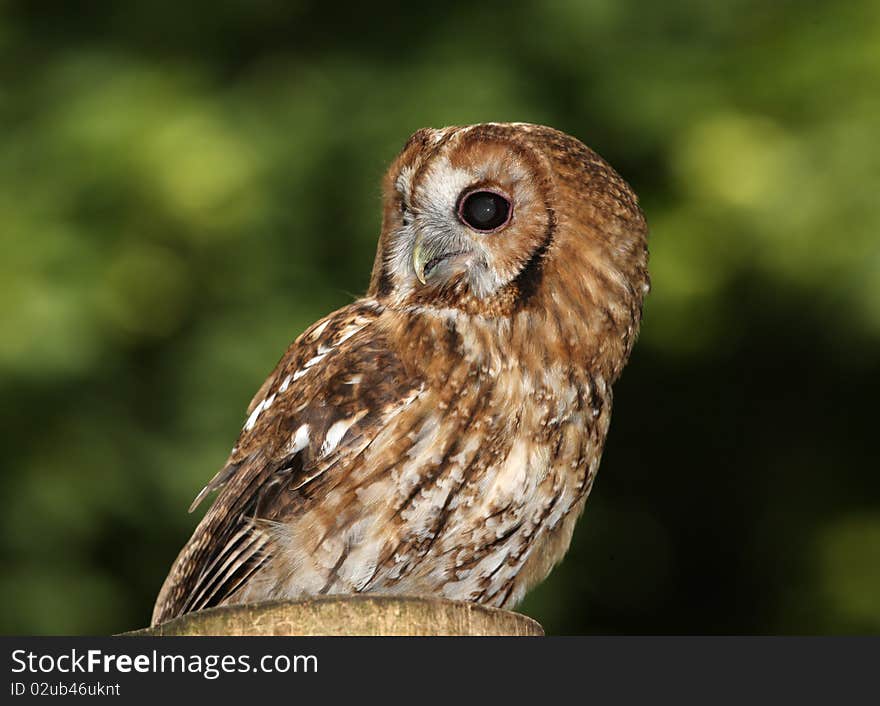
top-left (127, 596), bottom-right (543, 636)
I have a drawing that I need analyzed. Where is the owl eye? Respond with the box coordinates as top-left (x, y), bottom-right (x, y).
top-left (458, 190), bottom-right (512, 232)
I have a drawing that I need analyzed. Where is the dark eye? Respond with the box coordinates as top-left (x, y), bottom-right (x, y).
top-left (458, 190), bottom-right (512, 232)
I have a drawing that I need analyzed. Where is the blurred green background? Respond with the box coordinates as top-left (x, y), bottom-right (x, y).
top-left (1, 0), bottom-right (878, 635)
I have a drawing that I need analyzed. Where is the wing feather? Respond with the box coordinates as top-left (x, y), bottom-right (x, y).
top-left (152, 300), bottom-right (421, 625)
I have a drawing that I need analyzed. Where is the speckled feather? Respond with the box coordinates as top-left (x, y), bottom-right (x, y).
top-left (152, 123), bottom-right (649, 626)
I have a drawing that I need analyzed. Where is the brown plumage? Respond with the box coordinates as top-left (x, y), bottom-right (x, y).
top-left (152, 122), bottom-right (649, 626)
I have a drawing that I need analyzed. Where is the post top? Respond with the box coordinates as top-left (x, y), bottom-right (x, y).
top-left (127, 596), bottom-right (544, 637)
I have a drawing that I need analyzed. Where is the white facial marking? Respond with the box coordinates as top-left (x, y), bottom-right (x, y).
top-left (388, 155), bottom-right (475, 294)
top-left (387, 141), bottom-right (541, 302)
top-left (395, 165), bottom-right (416, 200)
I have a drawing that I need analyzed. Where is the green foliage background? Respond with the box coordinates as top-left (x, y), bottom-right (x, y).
top-left (1, 1), bottom-right (878, 634)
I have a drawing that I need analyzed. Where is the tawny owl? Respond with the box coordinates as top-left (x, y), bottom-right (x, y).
top-left (152, 122), bottom-right (649, 626)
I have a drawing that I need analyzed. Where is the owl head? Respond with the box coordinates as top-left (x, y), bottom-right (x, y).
top-left (369, 123), bottom-right (649, 377)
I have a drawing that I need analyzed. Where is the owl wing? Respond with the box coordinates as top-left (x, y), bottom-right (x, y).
top-left (151, 299), bottom-right (422, 625)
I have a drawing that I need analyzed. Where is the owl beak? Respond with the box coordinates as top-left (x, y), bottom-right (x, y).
top-left (412, 233), bottom-right (431, 284)
top-left (412, 231), bottom-right (470, 285)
